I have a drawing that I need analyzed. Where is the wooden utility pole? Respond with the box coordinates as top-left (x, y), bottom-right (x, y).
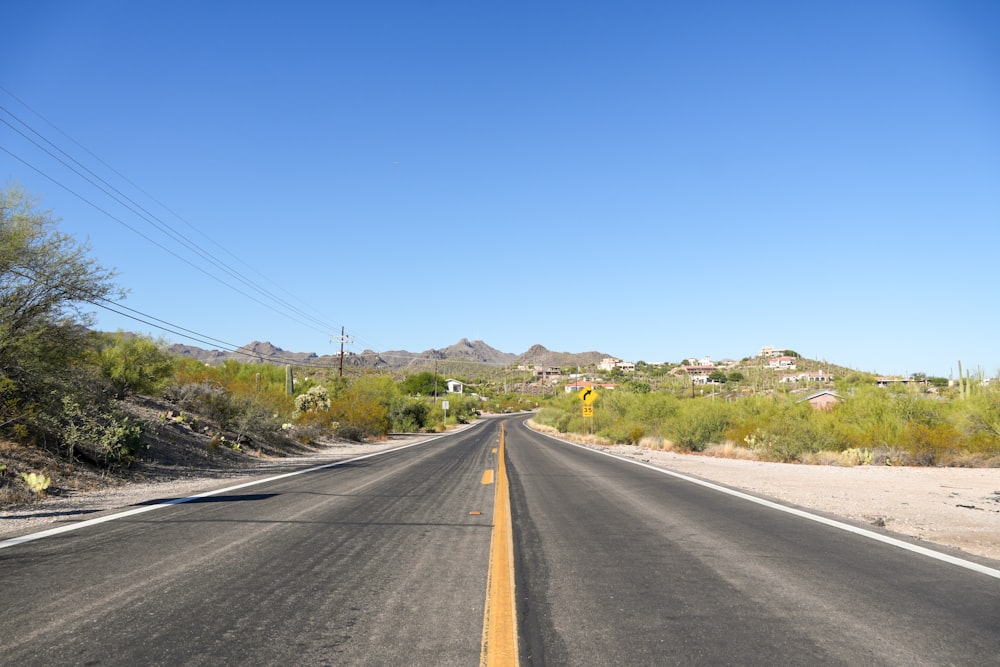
top-left (331, 327), bottom-right (354, 378)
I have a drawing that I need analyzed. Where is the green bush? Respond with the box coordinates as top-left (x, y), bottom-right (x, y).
top-left (95, 332), bottom-right (174, 399)
top-left (666, 399), bottom-right (733, 451)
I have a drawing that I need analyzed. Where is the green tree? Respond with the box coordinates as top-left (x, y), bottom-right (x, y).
top-left (400, 371), bottom-right (445, 396)
top-left (0, 185), bottom-right (122, 440)
top-left (708, 370), bottom-right (728, 384)
top-left (96, 332), bottom-right (174, 399)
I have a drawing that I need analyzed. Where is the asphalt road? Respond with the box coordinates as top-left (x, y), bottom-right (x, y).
top-left (3, 416), bottom-right (999, 666)
top-left (0, 421), bottom-right (501, 666)
top-left (505, 418), bottom-right (1000, 666)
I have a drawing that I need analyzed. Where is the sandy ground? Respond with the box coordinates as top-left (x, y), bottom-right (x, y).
top-left (3, 428), bottom-right (999, 566)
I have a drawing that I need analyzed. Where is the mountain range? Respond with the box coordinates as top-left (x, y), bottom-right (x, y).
top-left (165, 338), bottom-right (610, 374)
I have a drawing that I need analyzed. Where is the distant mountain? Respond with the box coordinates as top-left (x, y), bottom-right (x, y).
top-left (516, 344), bottom-right (607, 369)
top-left (162, 338), bottom-right (605, 375)
top-left (166, 340), bottom-right (331, 366)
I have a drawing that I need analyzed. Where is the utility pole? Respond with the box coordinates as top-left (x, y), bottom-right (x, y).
top-left (331, 327), bottom-right (354, 378)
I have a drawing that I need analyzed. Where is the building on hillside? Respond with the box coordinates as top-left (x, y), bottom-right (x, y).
top-left (672, 364), bottom-right (717, 376)
top-left (768, 356), bottom-right (797, 370)
top-left (760, 346), bottom-right (782, 358)
top-left (598, 357), bottom-right (621, 371)
top-left (780, 370), bottom-right (834, 384)
top-left (875, 376), bottom-right (922, 387)
top-left (533, 366), bottom-right (562, 380)
top-left (799, 390), bottom-right (842, 411)
top-left (446, 379), bottom-right (464, 394)
top-left (598, 357), bottom-right (636, 372)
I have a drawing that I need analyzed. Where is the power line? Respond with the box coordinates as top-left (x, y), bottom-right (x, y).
top-left (0, 112), bottom-right (340, 336)
top-left (0, 89), bottom-right (348, 334)
top-left (0, 142), bottom-right (342, 338)
top-left (0, 88), bottom-right (416, 359)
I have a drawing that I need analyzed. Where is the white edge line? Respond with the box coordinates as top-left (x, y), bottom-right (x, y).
top-left (534, 429), bottom-right (1000, 581)
top-left (0, 435), bottom-right (447, 551)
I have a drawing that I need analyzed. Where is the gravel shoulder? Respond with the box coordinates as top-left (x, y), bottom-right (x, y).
top-left (4, 422), bottom-right (1000, 566)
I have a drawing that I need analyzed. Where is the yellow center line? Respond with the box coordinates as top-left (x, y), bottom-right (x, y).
top-left (481, 423), bottom-right (519, 666)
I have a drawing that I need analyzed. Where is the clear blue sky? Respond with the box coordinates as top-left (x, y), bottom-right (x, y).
top-left (2, 1), bottom-right (997, 378)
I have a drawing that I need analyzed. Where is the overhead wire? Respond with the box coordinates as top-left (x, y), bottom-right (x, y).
top-left (0, 88), bottom-right (427, 362)
top-left (0, 111), bottom-right (340, 337)
top-left (0, 88), bottom-right (349, 337)
top-left (0, 85), bottom-right (347, 336)
top-left (0, 140), bottom-right (345, 339)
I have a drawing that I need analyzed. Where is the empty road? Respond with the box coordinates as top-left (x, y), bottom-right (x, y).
top-left (2, 416), bottom-right (999, 665)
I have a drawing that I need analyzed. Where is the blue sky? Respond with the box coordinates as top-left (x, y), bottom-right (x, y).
top-left (2, 1), bottom-right (997, 378)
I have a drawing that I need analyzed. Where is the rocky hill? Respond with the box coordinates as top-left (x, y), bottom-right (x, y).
top-left (517, 344), bottom-right (606, 369)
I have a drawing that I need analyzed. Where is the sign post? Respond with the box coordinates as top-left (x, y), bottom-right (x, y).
top-left (578, 387), bottom-right (598, 433)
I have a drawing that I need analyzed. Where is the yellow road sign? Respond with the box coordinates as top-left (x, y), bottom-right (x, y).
top-left (582, 404), bottom-right (594, 418)
top-left (578, 387), bottom-right (599, 404)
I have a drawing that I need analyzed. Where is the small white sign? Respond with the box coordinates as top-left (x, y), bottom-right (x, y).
top-left (441, 400), bottom-right (449, 410)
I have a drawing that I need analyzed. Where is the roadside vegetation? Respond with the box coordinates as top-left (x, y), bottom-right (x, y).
top-left (532, 380), bottom-right (1000, 467)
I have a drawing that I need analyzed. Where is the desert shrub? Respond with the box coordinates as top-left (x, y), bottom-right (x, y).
top-left (57, 394), bottom-right (146, 467)
top-left (962, 386), bottom-right (1000, 452)
top-left (745, 406), bottom-right (844, 462)
top-left (290, 408), bottom-right (339, 444)
top-left (388, 398), bottom-right (430, 432)
top-left (294, 385), bottom-right (331, 416)
top-left (329, 390), bottom-right (389, 440)
top-left (666, 399), bottom-right (734, 451)
top-left (336, 424), bottom-right (367, 442)
top-left (724, 395), bottom-right (790, 445)
top-left (556, 411), bottom-right (576, 433)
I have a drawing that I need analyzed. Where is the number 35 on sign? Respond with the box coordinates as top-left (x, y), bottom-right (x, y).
top-left (582, 404), bottom-right (594, 418)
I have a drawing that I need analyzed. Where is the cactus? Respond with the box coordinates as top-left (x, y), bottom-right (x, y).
top-left (285, 365), bottom-right (294, 396)
top-left (21, 472), bottom-right (51, 495)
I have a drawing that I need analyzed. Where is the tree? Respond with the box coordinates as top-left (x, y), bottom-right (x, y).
top-left (708, 370), bottom-right (728, 384)
top-left (96, 332), bottom-right (174, 399)
top-left (0, 185), bottom-right (122, 439)
top-left (400, 371), bottom-right (445, 396)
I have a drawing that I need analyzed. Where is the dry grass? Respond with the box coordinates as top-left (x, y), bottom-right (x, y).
top-left (636, 435), bottom-right (675, 451)
top-left (800, 450), bottom-right (848, 466)
top-left (702, 442), bottom-right (761, 460)
top-left (526, 421), bottom-right (612, 447)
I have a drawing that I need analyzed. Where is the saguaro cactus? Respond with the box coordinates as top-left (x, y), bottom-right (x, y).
top-left (285, 365), bottom-right (294, 396)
